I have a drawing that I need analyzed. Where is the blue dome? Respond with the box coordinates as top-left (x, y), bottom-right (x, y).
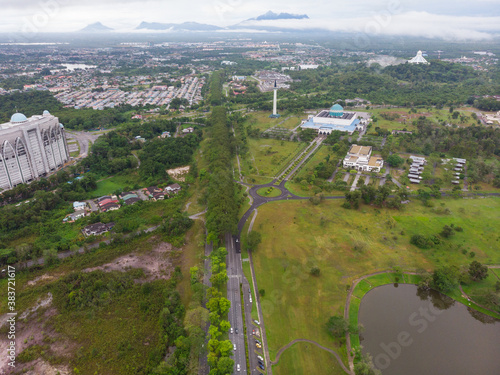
top-left (329, 104), bottom-right (344, 117)
top-left (43, 110), bottom-right (50, 116)
top-left (10, 113), bottom-right (28, 123)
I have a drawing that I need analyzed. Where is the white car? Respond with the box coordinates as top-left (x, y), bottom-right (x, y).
top-left (257, 355), bottom-right (264, 361)
top-left (237, 364), bottom-right (240, 372)
top-left (233, 344), bottom-right (236, 351)
top-left (230, 328), bottom-right (233, 334)
top-left (249, 296), bottom-right (252, 303)
top-left (253, 319), bottom-right (260, 325)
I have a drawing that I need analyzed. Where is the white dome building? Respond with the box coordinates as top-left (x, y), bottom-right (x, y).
top-left (0, 111), bottom-right (69, 190)
top-left (408, 50), bottom-right (429, 65)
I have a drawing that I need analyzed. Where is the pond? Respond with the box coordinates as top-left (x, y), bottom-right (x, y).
top-left (358, 284), bottom-right (500, 375)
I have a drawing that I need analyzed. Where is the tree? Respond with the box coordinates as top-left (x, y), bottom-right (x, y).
top-left (217, 356), bottom-right (235, 375)
top-left (310, 267), bottom-right (321, 276)
top-left (440, 225), bottom-right (455, 238)
top-left (468, 261), bottom-right (488, 282)
top-left (246, 231), bottom-right (262, 251)
top-left (326, 315), bottom-right (348, 338)
top-left (386, 154), bottom-right (404, 167)
top-left (354, 354), bottom-right (381, 375)
top-left (433, 266), bottom-right (459, 292)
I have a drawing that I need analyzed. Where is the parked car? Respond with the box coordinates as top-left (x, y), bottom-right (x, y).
top-left (233, 344), bottom-right (236, 351)
top-left (249, 296), bottom-right (252, 303)
top-left (257, 355), bottom-right (264, 361)
top-left (258, 364), bottom-right (265, 370)
top-left (255, 339), bottom-right (261, 344)
top-left (258, 360), bottom-right (264, 366)
top-left (253, 319), bottom-right (260, 325)
top-left (256, 343), bottom-right (262, 349)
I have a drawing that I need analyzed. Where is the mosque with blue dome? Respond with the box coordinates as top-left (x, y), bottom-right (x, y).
top-left (300, 103), bottom-right (367, 135)
top-left (0, 111), bottom-right (69, 190)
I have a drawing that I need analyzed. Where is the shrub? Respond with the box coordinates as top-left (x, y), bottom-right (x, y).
top-left (410, 234), bottom-right (433, 249)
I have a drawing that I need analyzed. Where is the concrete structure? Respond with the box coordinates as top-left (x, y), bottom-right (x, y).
top-left (408, 50), bottom-right (429, 64)
top-left (343, 144), bottom-right (384, 172)
top-left (301, 104), bottom-right (366, 135)
top-left (0, 111), bottom-right (69, 190)
top-left (269, 80), bottom-right (281, 118)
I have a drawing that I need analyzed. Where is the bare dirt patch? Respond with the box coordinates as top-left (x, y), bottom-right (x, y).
top-left (166, 166), bottom-right (190, 182)
top-left (0, 294), bottom-right (74, 375)
top-left (83, 242), bottom-right (174, 281)
top-left (26, 274), bottom-right (55, 287)
top-left (23, 360), bottom-right (71, 375)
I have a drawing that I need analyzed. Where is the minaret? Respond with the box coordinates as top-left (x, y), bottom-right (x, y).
top-left (270, 80), bottom-right (280, 118)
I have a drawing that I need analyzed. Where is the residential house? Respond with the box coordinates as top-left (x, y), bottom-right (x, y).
top-left (165, 183), bottom-right (182, 195)
top-left (73, 201), bottom-right (86, 211)
top-left (82, 222), bottom-right (115, 237)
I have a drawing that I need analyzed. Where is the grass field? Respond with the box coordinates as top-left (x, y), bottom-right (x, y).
top-left (272, 341), bottom-right (346, 375)
top-left (241, 138), bottom-right (307, 183)
top-left (249, 197), bottom-right (500, 374)
top-left (92, 172), bottom-right (143, 198)
top-left (295, 145), bottom-right (331, 180)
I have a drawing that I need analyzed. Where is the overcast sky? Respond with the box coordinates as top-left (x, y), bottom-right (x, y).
top-left (2, 0), bottom-right (500, 40)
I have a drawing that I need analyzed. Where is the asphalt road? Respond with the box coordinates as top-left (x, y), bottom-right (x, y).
top-left (225, 232), bottom-right (247, 374)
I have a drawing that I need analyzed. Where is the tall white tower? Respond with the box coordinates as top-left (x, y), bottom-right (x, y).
top-left (269, 80), bottom-right (281, 118)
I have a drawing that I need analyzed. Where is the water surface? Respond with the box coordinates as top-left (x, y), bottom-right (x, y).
top-left (358, 284), bottom-right (500, 375)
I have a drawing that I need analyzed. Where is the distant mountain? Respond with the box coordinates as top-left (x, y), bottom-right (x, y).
top-left (136, 21), bottom-right (222, 31)
top-left (80, 22), bottom-right (113, 32)
top-left (250, 11), bottom-right (309, 21)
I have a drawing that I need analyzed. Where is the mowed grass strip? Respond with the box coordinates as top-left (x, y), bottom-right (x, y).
top-left (272, 341), bottom-right (346, 375)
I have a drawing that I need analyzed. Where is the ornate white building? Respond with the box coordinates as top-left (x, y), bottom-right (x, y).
top-left (408, 50), bottom-right (429, 65)
top-left (0, 111), bottom-right (69, 190)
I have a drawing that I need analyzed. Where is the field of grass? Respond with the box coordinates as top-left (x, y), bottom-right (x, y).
top-left (241, 138), bottom-right (307, 183)
top-left (92, 172), bottom-right (143, 198)
top-left (245, 111), bottom-right (305, 132)
top-left (272, 341), bottom-right (346, 375)
top-left (249, 197), bottom-right (500, 374)
top-left (295, 145), bottom-right (331, 180)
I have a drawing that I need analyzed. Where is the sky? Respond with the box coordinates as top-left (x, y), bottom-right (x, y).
top-left (2, 0), bottom-right (500, 40)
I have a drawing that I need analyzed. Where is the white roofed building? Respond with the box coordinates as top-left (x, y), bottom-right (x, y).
top-left (408, 51), bottom-right (429, 65)
top-left (0, 111), bottom-right (69, 190)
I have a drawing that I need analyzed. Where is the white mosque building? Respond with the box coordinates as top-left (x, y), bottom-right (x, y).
top-left (0, 111), bottom-right (69, 190)
top-left (300, 104), bottom-right (366, 135)
top-left (408, 50), bottom-right (429, 65)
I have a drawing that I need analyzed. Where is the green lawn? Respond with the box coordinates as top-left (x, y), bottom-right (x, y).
top-left (257, 186), bottom-right (281, 197)
top-left (241, 138), bottom-right (307, 183)
top-left (92, 172), bottom-right (143, 198)
top-left (249, 197), bottom-right (500, 374)
top-left (272, 341), bottom-right (346, 375)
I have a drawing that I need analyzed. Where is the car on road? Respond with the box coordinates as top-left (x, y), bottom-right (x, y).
top-left (235, 328), bottom-right (238, 334)
top-left (237, 364), bottom-right (240, 371)
top-left (256, 343), bottom-right (262, 349)
top-left (230, 328), bottom-right (233, 334)
top-left (233, 344), bottom-right (236, 351)
top-left (253, 319), bottom-right (260, 325)
top-left (257, 355), bottom-right (264, 361)
top-left (249, 296), bottom-right (252, 303)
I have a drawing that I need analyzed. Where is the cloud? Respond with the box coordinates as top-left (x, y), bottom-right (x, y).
top-left (237, 11), bottom-right (500, 40)
top-left (0, 0), bottom-right (499, 40)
